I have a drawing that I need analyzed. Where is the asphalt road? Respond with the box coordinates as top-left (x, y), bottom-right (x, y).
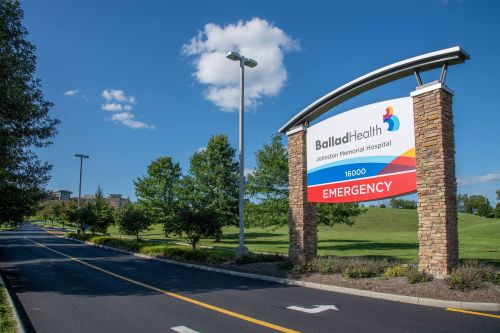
top-left (0, 224), bottom-right (498, 333)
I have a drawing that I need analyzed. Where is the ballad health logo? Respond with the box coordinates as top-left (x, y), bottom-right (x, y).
top-left (383, 106), bottom-right (400, 131)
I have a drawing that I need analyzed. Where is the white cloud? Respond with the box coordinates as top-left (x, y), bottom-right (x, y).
top-left (101, 89), bottom-right (153, 129)
top-left (197, 147), bottom-right (206, 152)
top-left (64, 89), bottom-right (88, 102)
top-left (110, 112), bottom-right (154, 130)
top-left (244, 168), bottom-right (254, 177)
top-left (182, 18), bottom-right (299, 112)
top-left (458, 172), bottom-right (500, 187)
top-left (101, 89), bottom-right (136, 104)
top-left (101, 103), bottom-right (123, 112)
top-left (65, 89), bottom-right (79, 96)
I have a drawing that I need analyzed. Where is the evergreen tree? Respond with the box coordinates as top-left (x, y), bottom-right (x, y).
top-left (0, 0), bottom-right (59, 226)
top-left (91, 186), bottom-right (115, 234)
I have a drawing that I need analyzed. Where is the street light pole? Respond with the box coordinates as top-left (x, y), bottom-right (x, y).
top-left (226, 51), bottom-right (257, 258)
top-left (75, 154), bottom-right (89, 209)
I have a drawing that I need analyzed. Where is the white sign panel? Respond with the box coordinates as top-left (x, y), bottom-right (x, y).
top-left (306, 97), bottom-right (416, 203)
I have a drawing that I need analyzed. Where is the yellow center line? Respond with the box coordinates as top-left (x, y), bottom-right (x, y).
top-left (25, 236), bottom-right (300, 333)
top-left (446, 308), bottom-right (500, 319)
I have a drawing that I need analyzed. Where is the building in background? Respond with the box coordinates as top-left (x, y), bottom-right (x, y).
top-left (108, 194), bottom-right (129, 209)
top-left (47, 190), bottom-right (72, 201)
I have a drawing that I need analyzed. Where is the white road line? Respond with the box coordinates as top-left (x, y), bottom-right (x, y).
top-left (171, 326), bottom-right (201, 333)
top-left (286, 305), bottom-right (339, 314)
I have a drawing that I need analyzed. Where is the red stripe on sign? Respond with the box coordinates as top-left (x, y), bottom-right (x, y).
top-left (308, 171), bottom-right (416, 203)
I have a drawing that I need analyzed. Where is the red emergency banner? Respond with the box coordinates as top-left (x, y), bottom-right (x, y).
top-left (308, 171), bottom-right (416, 203)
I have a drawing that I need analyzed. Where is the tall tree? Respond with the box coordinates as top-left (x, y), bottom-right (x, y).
top-left (246, 134), bottom-right (289, 228)
top-left (0, 0), bottom-right (59, 226)
top-left (188, 135), bottom-right (238, 241)
top-left (246, 134), bottom-right (366, 228)
top-left (134, 156), bottom-right (182, 234)
top-left (91, 186), bottom-right (115, 235)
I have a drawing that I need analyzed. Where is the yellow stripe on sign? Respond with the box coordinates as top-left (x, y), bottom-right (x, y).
top-left (446, 308), bottom-right (500, 319)
top-left (25, 237), bottom-right (300, 333)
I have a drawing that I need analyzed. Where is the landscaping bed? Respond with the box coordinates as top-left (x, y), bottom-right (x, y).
top-left (66, 232), bottom-right (500, 304)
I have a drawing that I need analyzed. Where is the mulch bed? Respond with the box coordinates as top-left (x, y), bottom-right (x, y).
top-left (218, 262), bottom-right (500, 304)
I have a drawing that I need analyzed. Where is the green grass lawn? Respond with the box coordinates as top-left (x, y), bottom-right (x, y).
top-left (0, 285), bottom-right (17, 333)
top-left (35, 208), bottom-right (500, 264)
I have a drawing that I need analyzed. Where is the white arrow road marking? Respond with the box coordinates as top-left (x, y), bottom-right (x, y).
top-left (171, 326), bottom-right (200, 333)
top-left (286, 305), bottom-right (339, 313)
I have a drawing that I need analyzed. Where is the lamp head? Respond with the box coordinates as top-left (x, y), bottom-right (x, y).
top-left (226, 51), bottom-right (242, 61)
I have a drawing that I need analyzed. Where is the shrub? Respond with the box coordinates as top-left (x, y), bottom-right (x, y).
top-left (460, 260), bottom-right (500, 285)
top-left (446, 266), bottom-right (484, 290)
top-left (342, 258), bottom-right (389, 278)
top-left (293, 261), bottom-right (318, 274)
top-left (405, 268), bottom-right (431, 284)
top-left (317, 257), bottom-right (346, 274)
top-left (384, 265), bottom-right (408, 278)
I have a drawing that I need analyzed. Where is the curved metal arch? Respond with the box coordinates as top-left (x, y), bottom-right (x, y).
top-left (279, 46), bottom-right (470, 134)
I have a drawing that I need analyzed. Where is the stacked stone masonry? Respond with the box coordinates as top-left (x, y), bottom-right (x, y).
top-left (287, 128), bottom-right (317, 263)
top-left (413, 86), bottom-right (458, 277)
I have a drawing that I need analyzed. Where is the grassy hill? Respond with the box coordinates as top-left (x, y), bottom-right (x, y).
top-left (38, 208), bottom-right (500, 264)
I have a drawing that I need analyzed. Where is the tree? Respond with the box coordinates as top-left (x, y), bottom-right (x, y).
top-left (134, 156), bottom-right (182, 235)
top-left (465, 195), bottom-right (493, 217)
top-left (246, 134), bottom-right (289, 228)
top-left (188, 135), bottom-right (238, 241)
top-left (76, 204), bottom-right (97, 234)
top-left (390, 198), bottom-right (417, 209)
top-left (118, 203), bottom-right (152, 241)
top-left (174, 176), bottom-right (219, 249)
top-left (91, 186), bottom-right (115, 235)
top-left (246, 134), bottom-right (366, 228)
top-left (317, 203), bottom-right (366, 227)
top-left (457, 193), bottom-right (469, 213)
top-left (0, 1), bottom-right (59, 226)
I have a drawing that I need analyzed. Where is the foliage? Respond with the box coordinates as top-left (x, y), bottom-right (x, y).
top-left (0, 285), bottom-right (16, 333)
top-left (383, 265), bottom-right (408, 278)
top-left (91, 186), bottom-right (115, 235)
top-left (187, 135), bottom-right (239, 240)
top-left (446, 266), bottom-right (483, 290)
top-left (117, 203), bottom-right (152, 241)
top-left (390, 198), bottom-right (417, 209)
top-left (462, 194), bottom-right (494, 217)
top-left (316, 257), bottom-right (347, 274)
top-left (342, 258), bottom-right (390, 278)
top-left (246, 134), bottom-right (365, 229)
top-left (0, 0), bottom-right (59, 226)
top-left (244, 199), bottom-right (288, 229)
top-left (176, 206), bottom-right (219, 249)
top-left (246, 134), bottom-right (288, 201)
top-left (76, 204), bottom-right (97, 234)
top-left (134, 156), bottom-right (182, 235)
top-left (405, 268), bottom-right (431, 284)
top-left (317, 203), bottom-right (367, 228)
top-left (66, 233), bottom-right (234, 264)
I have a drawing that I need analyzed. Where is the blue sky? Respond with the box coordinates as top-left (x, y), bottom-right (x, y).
top-left (22, 0), bottom-right (500, 202)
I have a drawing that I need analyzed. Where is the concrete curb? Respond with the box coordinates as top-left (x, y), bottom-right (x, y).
top-left (60, 235), bottom-right (500, 312)
top-left (0, 271), bottom-right (26, 333)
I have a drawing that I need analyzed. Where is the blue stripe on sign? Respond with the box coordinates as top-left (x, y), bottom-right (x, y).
top-left (308, 156), bottom-right (396, 173)
top-left (307, 162), bottom-right (388, 186)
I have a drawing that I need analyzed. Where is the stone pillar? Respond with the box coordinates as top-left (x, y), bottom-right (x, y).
top-left (411, 83), bottom-right (458, 277)
top-left (286, 126), bottom-right (317, 263)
